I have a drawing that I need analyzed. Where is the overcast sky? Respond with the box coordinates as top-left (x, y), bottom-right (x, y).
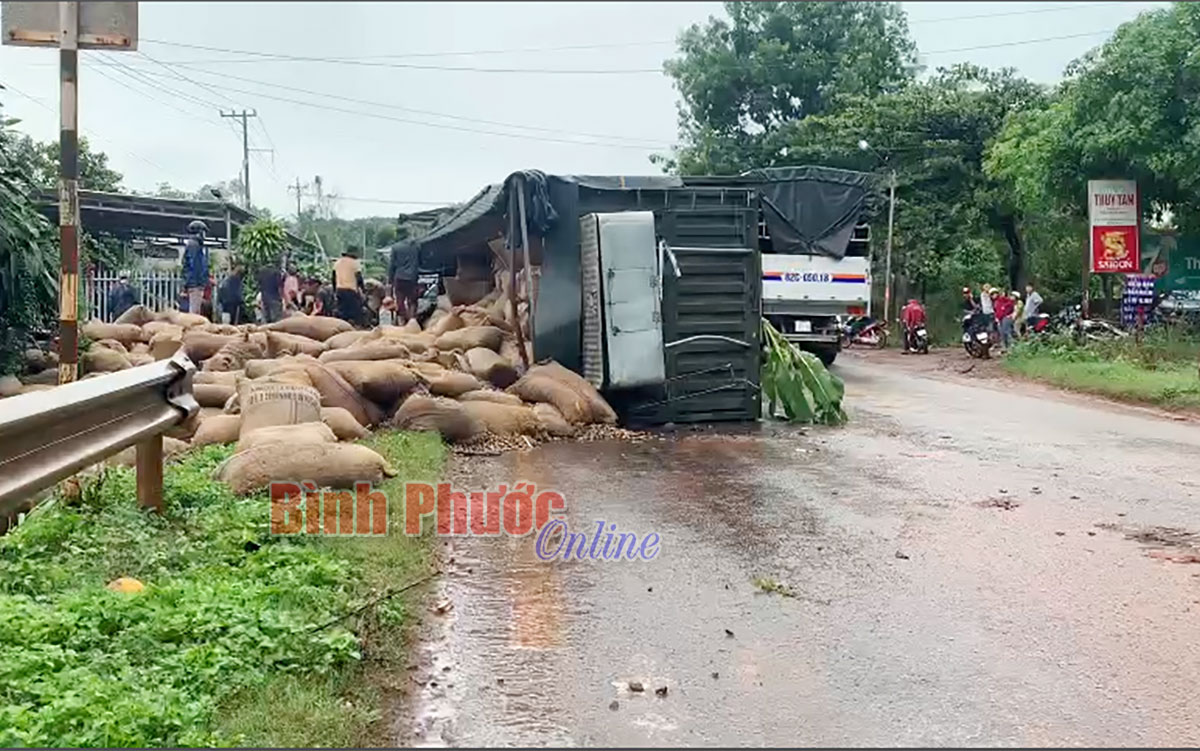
top-left (0, 1), bottom-right (1166, 219)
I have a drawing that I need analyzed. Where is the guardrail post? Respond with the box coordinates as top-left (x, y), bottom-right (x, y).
top-left (136, 435), bottom-right (164, 513)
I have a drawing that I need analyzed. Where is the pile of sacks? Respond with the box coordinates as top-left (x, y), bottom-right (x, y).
top-left (148, 291), bottom-right (614, 495)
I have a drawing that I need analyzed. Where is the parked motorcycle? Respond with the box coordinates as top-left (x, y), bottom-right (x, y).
top-left (961, 313), bottom-right (994, 359)
top-left (842, 315), bottom-right (888, 348)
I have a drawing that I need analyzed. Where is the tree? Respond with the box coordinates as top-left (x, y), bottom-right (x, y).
top-left (986, 3), bottom-right (1200, 231)
top-left (767, 64), bottom-right (1048, 296)
top-left (661, 1), bottom-right (917, 174)
top-left (13, 135), bottom-right (122, 192)
top-left (0, 106), bottom-right (58, 373)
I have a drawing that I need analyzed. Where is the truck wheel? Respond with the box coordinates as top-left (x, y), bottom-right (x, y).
top-left (803, 344), bottom-right (838, 367)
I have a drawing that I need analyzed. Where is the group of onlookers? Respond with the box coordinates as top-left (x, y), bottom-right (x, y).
top-left (961, 282), bottom-right (1043, 349)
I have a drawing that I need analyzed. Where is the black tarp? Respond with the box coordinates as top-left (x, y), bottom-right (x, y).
top-left (740, 166), bottom-right (877, 259)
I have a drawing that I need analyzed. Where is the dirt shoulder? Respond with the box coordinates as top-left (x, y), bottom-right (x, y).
top-left (841, 346), bottom-right (1200, 423)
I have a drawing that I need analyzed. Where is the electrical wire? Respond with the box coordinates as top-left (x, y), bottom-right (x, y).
top-left (131, 62), bottom-right (670, 147)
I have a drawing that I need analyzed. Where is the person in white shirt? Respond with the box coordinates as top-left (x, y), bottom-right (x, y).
top-left (978, 284), bottom-right (994, 316)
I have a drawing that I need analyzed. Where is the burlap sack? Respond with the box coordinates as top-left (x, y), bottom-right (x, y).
top-left (194, 370), bottom-right (243, 387)
top-left (266, 330), bottom-right (326, 358)
top-left (319, 340), bottom-right (411, 364)
top-left (457, 389), bottom-right (524, 407)
top-left (421, 370), bottom-right (483, 398)
top-left (425, 311), bottom-right (463, 337)
top-left (532, 403), bottom-right (575, 436)
top-left (129, 342), bottom-right (150, 355)
top-left (161, 310), bottom-right (210, 329)
top-left (244, 358), bottom-right (284, 379)
top-left (95, 338), bottom-right (129, 354)
top-left (18, 384), bottom-right (54, 394)
top-left (83, 345), bottom-right (132, 373)
top-left (402, 318), bottom-right (422, 333)
top-left (202, 333), bottom-right (268, 372)
top-left (81, 320), bottom-right (144, 347)
top-left (507, 373), bottom-right (590, 424)
top-left (321, 407), bottom-right (371, 440)
top-left (127, 352), bottom-right (155, 367)
top-left (183, 330), bottom-right (238, 362)
top-left (202, 323), bottom-right (241, 335)
top-left (0, 375), bottom-right (22, 398)
top-left (324, 329), bottom-right (372, 350)
top-left (326, 360), bottom-right (420, 405)
top-left (391, 395), bottom-right (483, 442)
top-left (465, 347), bottom-right (518, 388)
top-left (531, 361), bottom-right (618, 424)
top-left (459, 401), bottom-right (541, 436)
top-left (191, 414), bottom-right (243, 446)
top-left (377, 330), bottom-right (434, 353)
top-left (23, 348), bottom-right (58, 372)
top-left (22, 368), bottom-right (60, 386)
top-left (218, 442), bottom-right (395, 495)
top-left (266, 315), bottom-right (353, 341)
top-left (238, 381), bottom-right (322, 438)
top-left (237, 421), bottom-right (336, 452)
top-left (113, 304), bottom-right (157, 326)
top-left (195, 382), bottom-right (236, 408)
top-left (435, 326), bottom-right (503, 353)
top-left (141, 321), bottom-right (182, 339)
top-left (301, 363), bottom-right (383, 427)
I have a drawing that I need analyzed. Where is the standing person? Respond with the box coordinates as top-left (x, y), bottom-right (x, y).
top-left (378, 296), bottom-right (397, 327)
top-left (256, 260), bottom-right (285, 324)
top-left (181, 220), bottom-right (209, 317)
top-left (218, 263), bottom-right (247, 324)
top-left (900, 298), bottom-right (926, 353)
top-left (333, 246), bottom-right (365, 327)
top-left (389, 240), bottom-right (420, 323)
top-left (978, 284), bottom-right (994, 317)
top-left (107, 272), bottom-right (138, 322)
top-left (993, 287), bottom-right (1015, 350)
top-left (1011, 291), bottom-right (1024, 337)
top-left (1024, 282), bottom-right (1044, 331)
top-left (282, 262), bottom-right (301, 314)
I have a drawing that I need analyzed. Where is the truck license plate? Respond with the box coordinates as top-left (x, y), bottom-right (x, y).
top-left (793, 320), bottom-right (812, 333)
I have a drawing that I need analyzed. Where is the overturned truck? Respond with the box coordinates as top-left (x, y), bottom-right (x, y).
top-left (406, 167), bottom-right (878, 426)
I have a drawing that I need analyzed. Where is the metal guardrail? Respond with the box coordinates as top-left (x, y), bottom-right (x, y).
top-left (0, 351), bottom-right (199, 527)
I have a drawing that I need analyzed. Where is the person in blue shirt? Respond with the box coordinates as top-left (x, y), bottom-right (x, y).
top-left (181, 220), bottom-right (209, 317)
top-left (107, 272), bottom-right (138, 322)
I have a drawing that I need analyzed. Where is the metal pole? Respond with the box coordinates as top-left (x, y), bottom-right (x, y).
top-left (884, 169), bottom-right (896, 324)
top-left (135, 434), bottom-right (164, 513)
top-left (241, 112), bottom-right (250, 207)
top-left (57, 1), bottom-right (80, 385)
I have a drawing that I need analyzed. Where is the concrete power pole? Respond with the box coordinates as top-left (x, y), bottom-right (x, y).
top-left (57, 1), bottom-right (80, 384)
top-left (288, 177), bottom-right (308, 219)
top-left (220, 109), bottom-right (257, 208)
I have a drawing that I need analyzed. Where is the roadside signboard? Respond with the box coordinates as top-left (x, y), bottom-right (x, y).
top-left (1088, 179), bottom-right (1140, 273)
top-left (1141, 232), bottom-right (1200, 292)
top-left (2, 1), bottom-right (137, 49)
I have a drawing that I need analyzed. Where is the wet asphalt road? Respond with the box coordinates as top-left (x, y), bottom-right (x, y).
top-left (401, 354), bottom-right (1200, 747)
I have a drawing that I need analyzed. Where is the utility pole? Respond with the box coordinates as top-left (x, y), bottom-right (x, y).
top-left (57, 1), bottom-right (80, 384)
top-left (288, 177), bottom-right (308, 219)
top-left (220, 108), bottom-right (256, 208)
top-left (884, 169), bottom-right (897, 325)
top-left (313, 175), bottom-right (324, 219)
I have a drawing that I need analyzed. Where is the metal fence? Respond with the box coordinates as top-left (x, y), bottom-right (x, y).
top-left (87, 267), bottom-right (228, 322)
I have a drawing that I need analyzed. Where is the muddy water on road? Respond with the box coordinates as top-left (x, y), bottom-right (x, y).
top-left (400, 360), bottom-right (1200, 747)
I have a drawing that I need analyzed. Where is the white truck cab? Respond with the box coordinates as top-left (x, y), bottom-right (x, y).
top-left (761, 224), bottom-right (871, 365)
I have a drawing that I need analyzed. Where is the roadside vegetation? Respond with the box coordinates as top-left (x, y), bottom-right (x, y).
top-left (1004, 328), bottom-right (1200, 411)
top-left (0, 430), bottom-right (444, 748)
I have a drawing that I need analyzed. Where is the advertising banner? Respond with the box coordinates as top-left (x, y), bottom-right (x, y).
top-left (1088, 179), bottom-right (1140, 273)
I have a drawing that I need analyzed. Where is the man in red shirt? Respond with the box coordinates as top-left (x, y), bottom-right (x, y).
top-left (992, 288), bottom-right (1016, 349)
top-left (900, 298), bottom-right (926, 353)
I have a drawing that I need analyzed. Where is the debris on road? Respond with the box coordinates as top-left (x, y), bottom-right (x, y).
top-left (655, 686), bottom-right (669, 697)
top-left (753, 576), bottom-right (797, 598)
top-left (894, 551), bottom-right (910, 560)
top-left (977, 498), bottom-right (1020, 511)
top-left (609, 700), bottom-right (620, 711)
top-left (628, 681), bottom-right (645, 693)
top-left (724, 629), bottom-right (735, 638)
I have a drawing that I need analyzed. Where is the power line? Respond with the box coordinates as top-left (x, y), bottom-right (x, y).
top-left (133, 62), bottom-right (669, 147)
top-left (912, 2), bottom-right (1113, 25)
top-left (923, 29), bottom-right (1116, 56)
top-left (129, 67), bottom-right (673, 150)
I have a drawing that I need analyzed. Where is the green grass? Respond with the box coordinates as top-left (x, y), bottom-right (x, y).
top-left (1005, 334), bottom-right (1200, 410)
top-left (0, 430), bottom-right (445, 748)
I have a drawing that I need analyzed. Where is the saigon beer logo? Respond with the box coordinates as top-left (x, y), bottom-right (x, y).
top-left (1100, 229), bottom-right (1130, 263)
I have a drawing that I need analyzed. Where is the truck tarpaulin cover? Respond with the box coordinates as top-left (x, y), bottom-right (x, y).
top-left (742, 166), bottom-right (877, 259)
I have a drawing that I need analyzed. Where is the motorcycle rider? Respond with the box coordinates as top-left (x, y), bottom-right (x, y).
top-left (900, 298), bottom-right (926, 353)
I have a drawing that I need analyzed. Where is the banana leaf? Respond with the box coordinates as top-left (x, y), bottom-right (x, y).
top-left (761, 318), bottom-right (848, 426)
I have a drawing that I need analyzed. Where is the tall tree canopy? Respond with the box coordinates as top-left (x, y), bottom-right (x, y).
top-left (13, 135), bottom-right (122, 193)
top-left (986, 2), bottom-right (1200, 230)
top-left (662, 1), bottom-right (917, 174)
